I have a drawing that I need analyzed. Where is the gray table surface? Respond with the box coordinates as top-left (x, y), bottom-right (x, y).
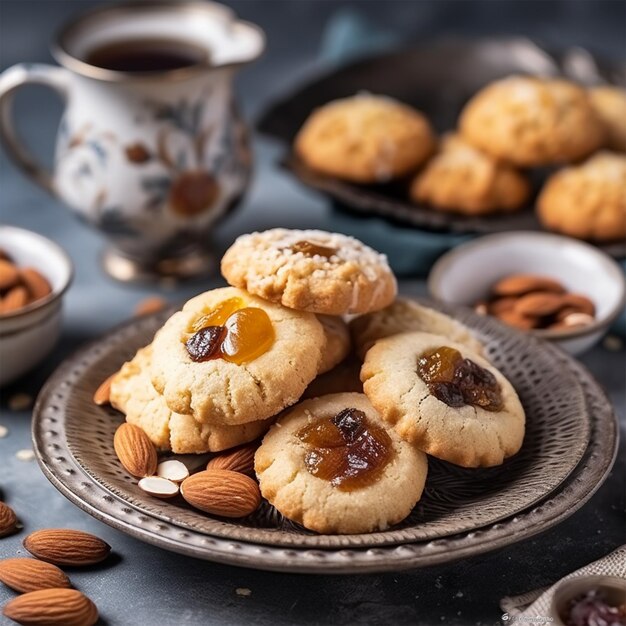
top-left (1, 1), bottom-right (625, 625)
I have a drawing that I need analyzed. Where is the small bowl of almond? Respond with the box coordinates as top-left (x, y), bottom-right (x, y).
top-left (0, 226), bottom-right (73, 385)
top-left (428, 232), bottom-right (625, 355)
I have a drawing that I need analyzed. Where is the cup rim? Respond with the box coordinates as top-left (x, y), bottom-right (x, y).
top-left (428, 231), bottom-right (626, 341)
top-left (51, 0), bottom-right (266, 83)
top-left (0, 226), bottom-right (74, 322)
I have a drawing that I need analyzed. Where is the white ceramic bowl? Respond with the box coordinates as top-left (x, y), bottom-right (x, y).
top-left (428, 232), bottom-right (625, 355)
top-left (0, 226), bottom-right (73, 386)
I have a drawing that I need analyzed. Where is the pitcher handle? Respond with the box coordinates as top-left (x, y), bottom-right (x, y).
top-left (0, 63), bottom-right (69, 193)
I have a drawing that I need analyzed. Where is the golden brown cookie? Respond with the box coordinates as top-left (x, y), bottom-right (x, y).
top-left (537, 151), bottom-right (626, 242)
top-left (589, 86), bottom-right (626, 152)
top-left (295, 94), bottom-right (435, 183)
top-left (411, 134), bottom-right (530, 215)
top-left (150, 287), bottom-right (325, 425)
top-left (459, 76), bottom-right (605, 166)
top-left (255, 392), bottom-right (428, 534)
top-left (110, 346), bottom-right (272, 453)
top-left (361, 332), bottom-right (525, 468)
top-left (221, 229), bottom-right (397, 315)
top-left (350, 298), bottom-right (484, 360)
top-left (317, 315), bottom-right (351, 374)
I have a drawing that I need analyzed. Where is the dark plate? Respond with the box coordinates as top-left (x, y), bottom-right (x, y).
top-left (258, 37), bottom-right (626, 258)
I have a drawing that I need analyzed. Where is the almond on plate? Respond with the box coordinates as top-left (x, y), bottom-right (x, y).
top-left (0, 558), bottom-right (71, 593)
top-left (206, 442), bottom-right (257, 477)
top-left (93, 374), bottom-right (115, 406)
top-left (113, 422), bottom-right (158, 478)
top-left (23, 529), bottom-right (111, 566)
top-left (3, 588), bottom-right (98, 626)
top-left (181, 469), bottom-right (261, 518)
top-left (0, 501), bottom-right (18, 537)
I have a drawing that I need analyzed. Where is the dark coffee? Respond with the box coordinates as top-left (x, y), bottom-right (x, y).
top-left (85, 38), bottom-right (209, 72)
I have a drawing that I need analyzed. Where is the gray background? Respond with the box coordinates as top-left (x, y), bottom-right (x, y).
top-left (1, 1), bottom-right (625, 625)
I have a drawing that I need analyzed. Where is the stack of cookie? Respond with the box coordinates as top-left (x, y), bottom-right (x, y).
top-left (109, 228), bottom-right (526, 535)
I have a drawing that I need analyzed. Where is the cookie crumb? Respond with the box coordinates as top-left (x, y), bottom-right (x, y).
top-left (235, 588), bottom-right (252, 597)
top-left (603, 334), bottom-right (623, 352)
top-left (8, 393), bottom-right (33, 411)
top-left (16, 449), bottom-right (35, 462)
top-left (0, 425), bottom-right (8, 438)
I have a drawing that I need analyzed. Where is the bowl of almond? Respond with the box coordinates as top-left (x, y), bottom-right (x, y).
top-left (428, 232), bottom-right (626, 355)
top-left (0, 226), bottom-right (73, 385)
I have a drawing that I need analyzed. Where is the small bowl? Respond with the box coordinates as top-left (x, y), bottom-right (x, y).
top-left (0, 226), bottom-right (73, 386)
top-left (549, 575), bottom-right (626, 625)
top-left (428, 232), bottom-right (626, 355)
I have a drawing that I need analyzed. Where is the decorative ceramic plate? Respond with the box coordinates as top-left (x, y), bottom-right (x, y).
top-left (32, 301), bottom-right (617, 572)
top-left (258, 38), bottom-right (626, 259)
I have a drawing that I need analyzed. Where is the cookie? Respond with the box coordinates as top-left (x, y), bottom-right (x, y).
top-left (350, 298), bottom-right (484, 360)
top-left (255, 392), bottom-right (428, 534)
top-left (221, 229), bottom-right (397, 315)
top-left (361, 332), bottom-right (525, 468)
top-left (537, 151), bottom-right (626, 242)
top-left (302, 357), bottom-right (363, 400)
top-left (459, 76), bottom-right (605, 166)
top-left (295, 93), bottom-right (435, 183)
top-left (411, 134), bottom-right (530, 215)
top-left (317, 315), bottom-right (351, 374)
top-left (589, 86), bottom-right (626, 152)
top-left (110, 346), bottom-right (272, 453)
top-left (150, 287), bottom-right (325, 425)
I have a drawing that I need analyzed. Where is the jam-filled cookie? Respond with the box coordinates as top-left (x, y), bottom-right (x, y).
top-left (589, 86), bottom-right (626, 152)
top-left (221, 229), bottom-right (397, 315)
top-left (317, 315), bottom-right (351, 374)
top-left (459, 76), bottom-right (604, 166)
top-left (410, 134), bottom-right (530, 215)
top-left (350, 298), bottom-right (484, 360)
top-left (537, 152), bottom-right (626, 242)
top-left (111, 346), bottom-right (272, 453)
top-left (295, 94), bottom-right (435, 183)
top-left (255, 393), bottom-right (428, 534)
top-left (149, 287), bottom-right (325, 425)
top-left (361, 332), bottom-right (525, 468)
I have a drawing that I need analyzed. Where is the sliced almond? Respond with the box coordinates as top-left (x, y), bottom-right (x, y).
top-left (138, 476), bottom-right (180, 498)
top-left (93, 374), bottom-right (115, 406)
top-left (156, 460), bottom-right (189, 483)
top-left (559, 312), bottom-right (594, 328)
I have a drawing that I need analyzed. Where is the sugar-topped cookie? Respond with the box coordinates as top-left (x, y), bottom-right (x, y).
top-left (221, 229), bottom-right (397, 315)
top-left (110, 346), bottom-right (272, 453)
top-left (361, 332), bottom-right (525, 468)
top-left (150, 287), bottom-right (325, 425)
top-left (255, 392), bottom-right (428, 534)
top-left (295, 93), bottom-right (435, 183)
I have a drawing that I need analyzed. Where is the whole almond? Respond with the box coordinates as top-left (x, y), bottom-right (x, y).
top-left (0, 259), bottom-right (19, 290)
top-left (181, 469), bottom-right (261, 518)
top-left (558, 293), bottom-right (596, 317)
top-left (114, 422), bottom-right (158, 478)
top-left (0, 501), bottom-right (18, 537)
top-left (19, 267), bottom-right (52, 301)
top-left (3, 588), bottom-right (98, 626)
top-left (0, 558), bottom-right (71, 593)
top-left (93, 374), bottom-right (115, 406)
top-left (206, 443), bottom-right (257, 476)
top-left (492, 274), bottom-right (565, 297)
top-left (24, 529), bottom-right (110, 566)
top-left (496, 309), bottom-right (538, 330)
top-left (1, 285), bottom-right (29, 313)
top-left (513, 292), bottom-right (567, 317)
top-left (487, 296), bottom-right (517, 316)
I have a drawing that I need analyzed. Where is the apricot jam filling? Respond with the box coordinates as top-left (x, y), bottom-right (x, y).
top-left (289, 240), bottom-right (337, 258)
top-left (185, 298), bottom-right (275, 365)
top-left (297, 408), bottom-right (393, 491)
top-left (417, 346), bottom-right (503, 411)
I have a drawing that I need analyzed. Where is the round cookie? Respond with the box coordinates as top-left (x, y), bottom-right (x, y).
top-left (111, 346), bottom-right (272, 453)
top-left (350, 298), bottom-right (484, 360)
top-left (459, 76), bottom-right (605, 166)
top-left (295, 93), bottom-right (435, 183)
top-left (589, 86), bottom-right (626, 152)
top-left (411, 134), bottom-right (530, 215)
top-left (537, 151), bottom-right (626, 242)
top-left (317, 315), bottom-right (351, 374)
top-left (150, 287), bottom-right (325, 425)
top-left (255, 392), bottom-right (428, 534)
top-left (361, 332), bottom-right (525, 468)
top-left (221, 229), bottom-right (397, 315)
